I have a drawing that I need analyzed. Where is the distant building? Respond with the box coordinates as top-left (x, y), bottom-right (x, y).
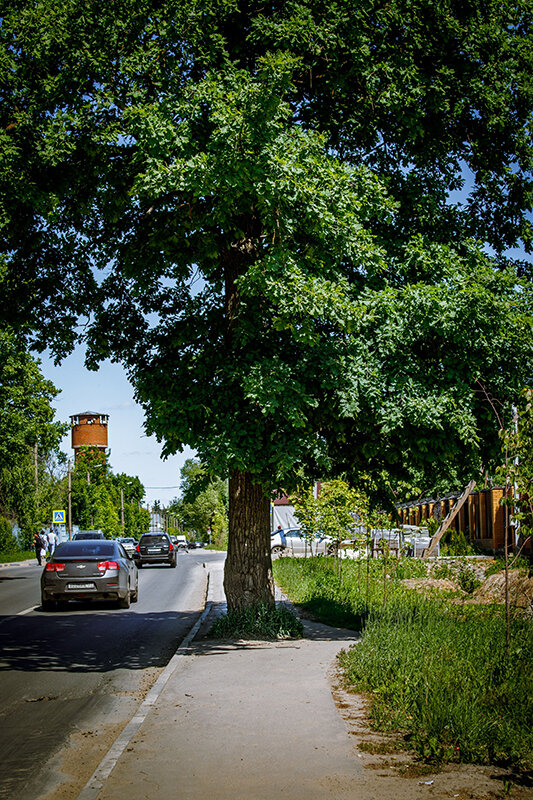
top-left (70, 411), bottom-right (109, 463)
top-left (271, 484), bottom-right (321, 530)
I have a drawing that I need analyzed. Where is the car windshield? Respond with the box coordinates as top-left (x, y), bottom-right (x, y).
top-left (141, 535), bottom-right (168, 545)
top-left (54, 542), bottom-right (116, 558)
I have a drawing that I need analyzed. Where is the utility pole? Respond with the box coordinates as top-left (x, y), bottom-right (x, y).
top-left (120, 487), bottom-right (125, 533)
top-left (68, 459), bottom-right (72, 540)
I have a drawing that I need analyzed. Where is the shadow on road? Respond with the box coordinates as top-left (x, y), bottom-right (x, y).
top-left (0, 609), bottom-right (200, 672)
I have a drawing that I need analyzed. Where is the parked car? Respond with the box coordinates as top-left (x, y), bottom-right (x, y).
top-left (72, 530), bottom-right (105, 540)
top-left (135, 533), bottom-right (177, 568)
top-left (41, 539), bottom-right (138, 610)
top-left (117, 536), bottom-right (137, 555)
top-left (270, 528), bottom-right (334, 556)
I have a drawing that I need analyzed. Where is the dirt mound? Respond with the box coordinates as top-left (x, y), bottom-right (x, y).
top-left (473, 569), bottom-right (533, 609)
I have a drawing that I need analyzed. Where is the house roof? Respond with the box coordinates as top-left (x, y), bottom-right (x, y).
top-left (70, 411), bottom-right (108, 418)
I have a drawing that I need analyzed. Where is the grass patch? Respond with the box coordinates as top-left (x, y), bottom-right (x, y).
top-left (0, 550), bottom-right (35, 563)
top-left (210, 602), bottom-right (303, 640)
top-left (273, 556), bottom-right (533, 770)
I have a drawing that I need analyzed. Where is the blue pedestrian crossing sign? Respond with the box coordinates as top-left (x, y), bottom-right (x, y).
top-left (53, 510), bottom-right (66, 524)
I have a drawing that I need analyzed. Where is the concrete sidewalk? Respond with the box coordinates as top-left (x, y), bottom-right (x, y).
top-left (85, 563), bottom-right (370, 800)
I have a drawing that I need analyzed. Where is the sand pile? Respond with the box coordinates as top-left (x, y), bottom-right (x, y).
top-left (472, 569), bottom-right (533, 610)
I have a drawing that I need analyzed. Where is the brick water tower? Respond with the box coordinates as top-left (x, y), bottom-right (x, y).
top-left (70, 411), bottom-right (109, 462)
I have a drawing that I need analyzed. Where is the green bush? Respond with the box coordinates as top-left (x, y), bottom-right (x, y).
top-left (440, 529), bottom-right (477, 556)
top-left (210, 602), bottom-right (303, 639)
top-left (0, 517), bottom-right (18, 553)
top-left (455, 563), bottom-right (482, 594)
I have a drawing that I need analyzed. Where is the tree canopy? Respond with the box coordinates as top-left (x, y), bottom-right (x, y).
top-left (70, 449), bottom-right (150, 538)
top-left (168, 458), bottom-right (228, 544)
top-left (1, 0), bottom-right (533, 604)
top-left (0, 329), bottom-right (66, 538)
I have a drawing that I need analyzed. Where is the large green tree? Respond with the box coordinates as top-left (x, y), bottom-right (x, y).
top-left (70, 449), bottom-right (150, 537)
top-left (0, 329), bottom-right (66, 541)
top-left (1, 1), bottom-right (533, 607)
top-left (169, 458), bottom-right (228, 545)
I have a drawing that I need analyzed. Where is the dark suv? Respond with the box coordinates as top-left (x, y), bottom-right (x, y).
top-left (135, 533), bottom-right (177, 568)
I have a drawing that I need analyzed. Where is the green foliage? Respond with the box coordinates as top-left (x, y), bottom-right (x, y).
top-left (2, 1), bottom-right (533, 606)
top-left (497, 387), bottom-right (533, 546)
top-left (274, 556), bottom-right (533, 768)
top-left (210, 602), bottom-right (303, 640)
top-left (0, 549), bottom-right (34, 563)
top-left (339, 602), bottom-right (533, 768)
top-left (0, 516), bottom-right (17, 553)
top-left (485, 556), bottom-right (531, 577)
top-left (291, 479), bottom-right (363, 542)
top-left (0, 330), bottom-right (66, 540)
top-left (70, 449), bottom-right (149, 537)
top-left (91, 485), bottom-right (121, 539)
top-left (1, 2), bottom-right (532, 501)
top-left (168, 459), bottom-right (228, 545)
top-left (454, 563), bottom-right (482, 594)
top-left (440, 529), bottom-right (478, 556)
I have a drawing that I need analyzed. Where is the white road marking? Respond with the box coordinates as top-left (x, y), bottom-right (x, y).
top-left (17, 606), bottom-right (37, 616)
top-left (0, 606), bottom-right (38, 627)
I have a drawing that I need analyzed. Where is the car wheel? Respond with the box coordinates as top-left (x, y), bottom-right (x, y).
top-left (118, 590), bottom-right (131, 609)
top-left (41, 596), bottom-right (55, 611)
top-left (131, 584), bottom-right (138, 602)
top-left (136, 562), bottom-right (143, 568)
top-left (271, 545), bottom-right (284, 555)
top-left (169, 558), bottom-right (177, 568)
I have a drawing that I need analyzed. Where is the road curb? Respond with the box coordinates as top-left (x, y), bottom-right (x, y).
top-left (0, 559), bottom-right (36, 568)
top-left (76, 570), bottom-right (212, 800)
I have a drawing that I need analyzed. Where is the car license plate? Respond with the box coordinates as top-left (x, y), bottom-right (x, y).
top-left (147, 547), bottom-right (162, 553)
top-left (67, 582), bottom-right (96, 590)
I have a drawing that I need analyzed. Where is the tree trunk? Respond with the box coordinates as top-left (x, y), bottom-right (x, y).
top-left (224, 469), bottom-right (275, 611)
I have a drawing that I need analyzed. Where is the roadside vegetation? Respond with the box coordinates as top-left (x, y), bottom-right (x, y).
top-left (210, 602), bottom-right (303, 640)
top-left (0, 549), bottom-right (34, 563)
top-left (166, 459), bottom-right (228, 550)
top-left (273, 555), bottom-right (533, 769)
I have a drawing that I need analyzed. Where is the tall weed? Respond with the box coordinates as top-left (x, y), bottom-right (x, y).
top-left (273, 556), bottom-right (533, 768)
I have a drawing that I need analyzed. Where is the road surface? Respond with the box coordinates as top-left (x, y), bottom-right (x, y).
top-left (0, 549), bottom-right (222, 800)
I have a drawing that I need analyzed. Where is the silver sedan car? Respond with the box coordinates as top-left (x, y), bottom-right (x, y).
top-left (270, 528), bottom-right (334, 556)
top-left (41, 539), bottom-right (138, 610)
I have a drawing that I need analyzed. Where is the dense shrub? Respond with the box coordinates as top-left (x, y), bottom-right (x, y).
top-left (440, 529), bottom-right (478, 556)
top-left (0, 517), bottom-right (18, 553)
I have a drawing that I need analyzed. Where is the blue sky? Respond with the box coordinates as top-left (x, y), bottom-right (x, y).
top-left (39, 348), bottom-right (195, 508)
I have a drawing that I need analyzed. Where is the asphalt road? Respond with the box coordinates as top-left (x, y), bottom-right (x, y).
top-left (0, 548), bottom-right (222, 800)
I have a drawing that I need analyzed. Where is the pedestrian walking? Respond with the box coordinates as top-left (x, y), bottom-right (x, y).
top-left (39, 530), bottom-right (47, 564)
top-left (33, 531), bottom-right (44, 565)
top-left (47, 529), bottom-right (58, 558)
top-left (275, 525), bottom-right (287, 548)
